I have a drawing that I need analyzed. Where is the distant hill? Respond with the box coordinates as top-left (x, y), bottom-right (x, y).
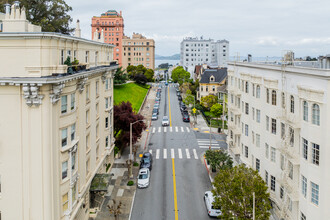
top-left (155, 54), bottom-right (180, 60)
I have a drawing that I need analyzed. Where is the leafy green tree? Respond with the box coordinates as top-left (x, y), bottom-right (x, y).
top-left (212, 165), bottom-right (271, 219)
top-left (0, 0), bottom-right (74, 34)
top-left (114, 67), bottom-right (127, 84)
top-left (201, 95), bottom-right (218, 110)
top-left (205, 149), bottom-right (232, 171)
top-left (144, 69), bottom-right (154, 82)
top-left (126, 65), bottom-right (148, 79)
top-left (189, 79), bottom-right (199, 96)
top-left (210, 103), bottom-right (222, 118)
top-left (171, 66), bottom-right (190, 84)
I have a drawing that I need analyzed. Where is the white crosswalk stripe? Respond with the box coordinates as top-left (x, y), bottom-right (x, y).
top-left (163, 149), bottom-right (167, 159)
top-left (197, 139), bottom-right (220, 149)
top-left (178, 148), bottom-right (182, 159)
top-left (186, 127), bottom-right (190, 132)
top-left (164, 127), bottom-right (167, 133)
top-left (150, 126), bottom-right (192, 133)
top-left (170, 127), bottom-right (173, 132)
top-left (171, 149), bottom-right (175, 158)
top-left (156, 149), bottom-right (160, 159)
top-left (181, 127), bottom-right (184, 132)
top-left (152, 127), bottom-right (155, 133)
top-left (186, 149), bottom-right (190, 159)
top-left (193, 149), bottom-right (198, 159)
top-left (158, 127), bottom-right (161, 133)
top-left (175, 126), bottom-right (178, 132)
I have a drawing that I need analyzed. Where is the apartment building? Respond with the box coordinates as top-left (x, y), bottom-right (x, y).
top-left (122, 33), bottom-right (155, 70)
top-left (226, 60), bottom-right (330, 220)
top-left (91, 10), bottom-right (124, 66)
top-left (180, 37), bottom-right (229, 78)
top-left (0, 4), bottom-right (117, 220)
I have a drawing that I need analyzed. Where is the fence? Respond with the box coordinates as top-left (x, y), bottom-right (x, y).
top-left (200, 109), bottom-right (210, 125)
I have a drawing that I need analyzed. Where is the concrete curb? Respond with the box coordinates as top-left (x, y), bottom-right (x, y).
top-left (128, 190), bottom-right (136, 220)
top-left (203, 156), bottom-right (214, 183)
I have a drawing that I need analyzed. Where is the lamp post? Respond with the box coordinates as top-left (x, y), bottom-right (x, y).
top-left (130, 119), bottom-right (147, 178)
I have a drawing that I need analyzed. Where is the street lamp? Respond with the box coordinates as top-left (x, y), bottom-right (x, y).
top-left (130, 119), bottom-right (147, 178)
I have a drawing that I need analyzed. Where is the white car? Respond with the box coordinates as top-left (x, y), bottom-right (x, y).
top-left (137, 168), bottom-right (150, 188)
top-left (152, 113), bottom-right (158, 120)
top-left (204, 191), bottom-right (222, 217)
top-left (162, 116), bottom-right (169, 126)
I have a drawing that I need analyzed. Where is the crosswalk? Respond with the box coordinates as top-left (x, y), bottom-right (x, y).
top-left (197, 139), bottom-right (220, 149)
top-left (148, 148), bottom-right (199, 160)
top-left (151, 126), bottom-right (190, 134)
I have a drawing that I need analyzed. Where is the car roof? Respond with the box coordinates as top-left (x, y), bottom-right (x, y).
top-left (163, 116), bottom-right (168, 119)
top-left (143, 152), bottom-right (151, 157)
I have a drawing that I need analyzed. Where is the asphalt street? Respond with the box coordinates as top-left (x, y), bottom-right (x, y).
top-left (131, 83), bottom-right (226, 220)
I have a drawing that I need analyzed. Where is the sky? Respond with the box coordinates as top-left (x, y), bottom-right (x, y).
top-left (66, 0), bottom-right (330, 58)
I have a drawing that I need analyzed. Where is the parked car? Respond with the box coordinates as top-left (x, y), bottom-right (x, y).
top-left (154, 103), bottom-right (159, 109)
top-left (204, 191), bottom-right (221, 217)
top-left (152, 113), bottom-right (158, 120)
top-left (137, 168), bottom-right (150, 188)
top-left (180, 106), bottom-right (188, 112)
top-left (182, 113), bottom-right (190, 122)
top-left (162, 116), bottom-right (169, 126)
top-left (181, 110), bottom-right (189, 115)
top-left (179, 101), bottom-right (185, 107)
top-left (165, 82), bottom-right (168, 86)
top-left (178, 96), bottom-right (182, 101)
top-left (140, 152), bottom-right (153, 170)
top-left (155, 97), bottom-right (160, 101)
top-left (152, 108), bottom-right (159, 115)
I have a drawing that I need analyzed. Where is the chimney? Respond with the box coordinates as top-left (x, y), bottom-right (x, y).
top-left (74, 19), bottom-right (81, 38)
top-left (248, 54), bottom-right (252, 62)
top-left (4, 3), bottom-right (11, 14)
top-left (13, 1), bottom-right (20, 7)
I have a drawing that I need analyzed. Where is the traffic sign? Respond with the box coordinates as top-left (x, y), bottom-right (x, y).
top-left (192, 108), bottom-right (196, 114)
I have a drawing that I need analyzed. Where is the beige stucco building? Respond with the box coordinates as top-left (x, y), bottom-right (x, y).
top-left (122, 33), bottom-right (155, 70)
top-left (0, 4), bottom-right (117, 220)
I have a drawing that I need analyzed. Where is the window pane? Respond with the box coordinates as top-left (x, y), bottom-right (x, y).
top-left (61, 95), bottom-right (67, 114)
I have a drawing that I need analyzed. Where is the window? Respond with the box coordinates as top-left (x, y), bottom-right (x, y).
top-left (281, 123), bottom-right (285, 139)
top-left (96, 144), bottom-right (100, 161)
top-left (302, 138), bottom-right (308, 160)
top-left (272, 90), bottom-right (277, 105)
top-left (265, 171), bottom-right (268, 185)
top-left (303, 101), bottom-right (308, 121)
top-left (311, 181), bottom-right (319, 205)
top-left (71, 124), bottom-right (75, 141)
top-left (96, 103), bottom-right (99, 116)
top-left (245, 124), bottom-right (248, 136)
top-left (281, 92), bottom-right (285, 108)
top-left (256, 134), bottom-right (260, 147)
top-left (105, 117), bottom-right (109, 128)
top-left (105, 97), bottom-right (109, 109)
top-left (290, 95), bottom-right (294, 113)
top-left (245, 103), bottom-right (249, 115)
top-left (95, 51), bottom-right (98, 65)
top-left (71, 93), bottom-right (75, 110)
top-left (265, 143), bottom-right (269, 159)
top-left (245, 81), bottom-right (249, 93)
top-left (72, 183), bottom-right (77, 204)
top-left (280, 186), bottom-right (284, 199)
top-left (96, 124), bottom-right (99, 139)
top-left (266, 89), bottom-right (270, 103)
top-left (312, 143), bottom-right (320, 166)
top-left (256, 109), bottom-right (260, 123)
top-left (289, 127), bottom-right (294, 146)
top-left (96, 81), bottom-right (99, 97)
top-left (252, 107), bottom-right (255, 120)
top-left (301, 212), bottom-right (306, 220)
top-left (256, 85), bottom-right (260, 98)
top-left (86, 110), bottom-right (90, 125)
top-left (62, 161), bottom-right (68, 179)
top-left (280, 154), bottom-right (285, 170)
top-left (256, 158), bottom-right (260, 172)
top-left (288, 161), bottom-right (293, 179)
top-left (61, 49), bottom-right (64, 65)
top-left (312, 104), bottom-right (320, 125)
top-left (271, 175), bottom-right (276, 191)
top-left (106, 136), bottom-right (109, 148)
top-left (266, 116), bottom-right (269, 131)
top-left (271, 147), bottom-right (276, 162)
top-left (252, 84), bottom-right (255, 96)
top-left (86, 84), bottom-right (90, 102)
top-left (245, 146), bottom-right (248, 158)
top-left (85, 51), bottom-right (89, 63)
top-left (62, 128), bottom-right (67, 147)
top-left (271, 118), bottom-right (277, 134)
top-left (301, 175), bottom-right (307, 198)
top-left (72, 152), bottom-right (76, 171)
top-left (62, 193), bottom-right (69, 212)
top-left (61, 95), bottom-right (67, 114)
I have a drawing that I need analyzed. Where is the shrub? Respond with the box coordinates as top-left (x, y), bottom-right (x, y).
top-left (127, 180), bottom-right (134, 186)
top-left (133, 162), bottom-right (139, 167)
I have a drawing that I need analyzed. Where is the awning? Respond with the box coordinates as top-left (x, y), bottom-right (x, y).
top-left (90, 174), bottom-right (112, 192)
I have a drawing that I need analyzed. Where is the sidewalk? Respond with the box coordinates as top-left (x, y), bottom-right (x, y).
top-left (191, 113), bottom-right (228, 135)
top-left (93, 85), bottom-right (156, 220)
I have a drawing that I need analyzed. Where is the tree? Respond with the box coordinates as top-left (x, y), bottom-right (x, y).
top-left (134, 74), bottom-right (147, 85)
top-left (114, 102), bottom-right (146, 151)
top-left (126, 65), bottom-right (148, 79)
top-left (0, 0), bottom-right (74, 34)
top-left (108, 199), bottom-right (122, 220)
top-left (201, 95), bottom-right (218, 110)
top-left (171, 66), bottom-right (190, 84)
top-left (183, 90), bottom-right (195, 107)
top-left (210, 103), bottom-right (223, 118)
top-left (204, 149), bottom-right (232, 171)
top-left (144, 69), bottom-right (154, 82)
top-left (212, 165), bottom-right (271, 219)
top-left (189, 79), bottom-right (199, 96)
top-left (114, 67), bottom-right (127, 84)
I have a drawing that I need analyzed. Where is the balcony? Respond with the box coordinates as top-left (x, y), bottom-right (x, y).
top-left (278, 171), bottom-right (299, 201)
top-left (277, 140), bottom-right (300, 165)
top-left (228, 87), bottom-right (241, 96)
top-left (277, 111), bottom-right (301, 129)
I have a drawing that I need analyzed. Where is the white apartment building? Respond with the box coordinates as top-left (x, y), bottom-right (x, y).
top-left (227, 61), bottom-right (330, 220)
top-left (0, 4), bottom-right (117, 220)
top-left (180, 37), bottom-right (229, 78)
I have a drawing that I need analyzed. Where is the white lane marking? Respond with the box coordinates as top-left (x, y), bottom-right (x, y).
top-left (164, 127), bottom-right (167, 133)
top-left (198, 143), bottom-right (220, 146)
top-left (156, 149), bottom-right (160, 159)
top-left (199, 146), bottom-right (221, 149)
top-left (170, 127), bottom-right (173, 132)
top-left (186, 149), bottom-right (191, 159)
top-left (163, 149), bottom-right (167, 159)
top-left (171, 149), bottom-right (175, 158)
top-left (197, 139), bottom-right (218, 143)
top-left (175, 126), bottom-right (178, 132)
top-left (178, 148), bottom-right (182, 159)
top-left (186, 127), bottom-right (190, 132)
top-left (152, 127), bottom-right (156, 133)
top-left (193, 149), bottom-right (198, 159)
top-left (181, 127), bottom-right (184, 132)
top-left (158, 127), bottom-right (161, 133)
top-left (149, 150), bottom-right (152, 154)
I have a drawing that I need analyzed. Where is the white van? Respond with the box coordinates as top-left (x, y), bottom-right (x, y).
top-left (204, 191), bottom-right (222, 217)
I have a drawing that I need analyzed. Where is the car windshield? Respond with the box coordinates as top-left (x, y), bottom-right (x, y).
top-left (163, 117), bottom-right (168, 120)
top-left (139, 174), bottom-right (148, 179)
top-left (142, 158), bottom-right (150, 163)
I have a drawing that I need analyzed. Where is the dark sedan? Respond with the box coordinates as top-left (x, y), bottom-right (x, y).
top-left (140, 152), bottom-right (153, 170)
top-left (182, 113), bottom-right (190, 122)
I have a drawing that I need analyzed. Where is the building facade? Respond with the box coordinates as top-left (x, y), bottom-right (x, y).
top-left (122, 33), bottom-right (155, 70)
top-left (0, 4), bottom-right (117, 220)
top-left (197, 68), bottom-right (227, 101)
top-left (226, 61), bottom-right (330, 220)
top-left (91, 10), bottom-right (124, 66)
top-left (180, 37), bottom-right (229, 78)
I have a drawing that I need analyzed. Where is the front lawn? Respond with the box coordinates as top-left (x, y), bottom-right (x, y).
top-left (114, 83), bottom-right (150, 112)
